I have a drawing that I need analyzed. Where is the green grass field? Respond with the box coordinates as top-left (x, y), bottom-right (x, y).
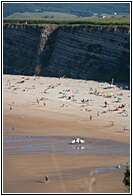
top-left (3, 17), bottom-right (130, 25)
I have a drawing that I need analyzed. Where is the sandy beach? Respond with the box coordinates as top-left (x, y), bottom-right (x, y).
top-left (3, 74), bottom-right (130, 194)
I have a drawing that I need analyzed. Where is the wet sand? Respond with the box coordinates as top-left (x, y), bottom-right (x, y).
top-left (3, 75), bottom-right (130, 193)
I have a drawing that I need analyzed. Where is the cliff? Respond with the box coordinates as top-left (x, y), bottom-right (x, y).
top-left (3, 23), bottom-right (130, 83)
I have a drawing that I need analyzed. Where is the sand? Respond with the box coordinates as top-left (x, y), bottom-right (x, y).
top-left (3, 74), bottom-right (130, 194)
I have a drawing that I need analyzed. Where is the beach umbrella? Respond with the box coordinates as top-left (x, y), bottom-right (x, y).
top-left (124, 107), bottom-right (126, 111)
top-left (118, 98), bottom-right (122, 101)
top-left (108, 92), bottom-right (113, 97)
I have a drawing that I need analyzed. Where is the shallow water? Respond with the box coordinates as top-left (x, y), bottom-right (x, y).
top-left (3, 135), bottom-right (130, 156)
top-left (36, 165), bottom-right (127, 182)
top-left (56, 165), bottom-right (122, 179)
top-left (3, 135), bottom-right (130, 178)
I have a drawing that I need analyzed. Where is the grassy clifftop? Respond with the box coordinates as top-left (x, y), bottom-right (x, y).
top-left (3, 17), bottom-right (130, 25)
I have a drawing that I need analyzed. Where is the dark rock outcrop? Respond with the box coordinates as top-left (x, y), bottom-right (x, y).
top-left (3, 24), bottom-right (130, 83)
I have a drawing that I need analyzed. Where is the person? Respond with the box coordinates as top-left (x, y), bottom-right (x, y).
top-left (104, 101), bottom-right (107, 107)
top-left (111, 78), bottom-right (114, 85)
top-left (60, 104), bottom-right (65, 107)
top-left (116, 106), bottom-right (119, 111)
top-left (86, 99), bottom-right (89, 103)
top-left (110, 121), bottom-right (114, 126)
top-left (7, 80), bottom-right (10, 86)
top-left (36, 99), bottom-right (39, 105)
top-left (45, 175), bottom-right (49, 183)
top-left (94, 89), bottom-right (97, 94)
top-left (97, 112), bottom-right (99, 117)
top-left (90, 115), bottom-right (92, 120)
top-left (10, 105), bottom-right (12, 110)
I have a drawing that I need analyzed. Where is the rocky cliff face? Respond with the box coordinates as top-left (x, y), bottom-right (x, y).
top-left (3, 24), bottom-right (130, 83)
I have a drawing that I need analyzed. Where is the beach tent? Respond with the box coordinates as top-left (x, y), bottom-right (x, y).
top-left (118, 98), bottom-right (122, 101)
top-left (20, 80), bottom-right (25, 83)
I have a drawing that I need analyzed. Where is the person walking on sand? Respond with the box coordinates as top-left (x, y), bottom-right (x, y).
top-left (7, 80), bottom-right (10, 86)
top-left (36, 98), bottom-right (39, 105)
top-left (43, 175), bottom-right (49, 183)
top-left (36, 175), bottom-right (49, 183)
top-left (104, 101), bottom-right (107, 107)
top-left (110, 121), bottom-right (114, 126)
top-left (97, 112), bottom-right (99, 117)
top-left (9, 101), bottom-right (14, 110)
top-left (90, 115), bottom-right (92, 120)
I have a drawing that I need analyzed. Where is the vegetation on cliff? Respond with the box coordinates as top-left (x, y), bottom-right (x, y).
top-left (3, 17), bottom-right (130, 26)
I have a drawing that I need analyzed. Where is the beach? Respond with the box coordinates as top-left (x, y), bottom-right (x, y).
top-left (3, 74), bottom-right (130, 193)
